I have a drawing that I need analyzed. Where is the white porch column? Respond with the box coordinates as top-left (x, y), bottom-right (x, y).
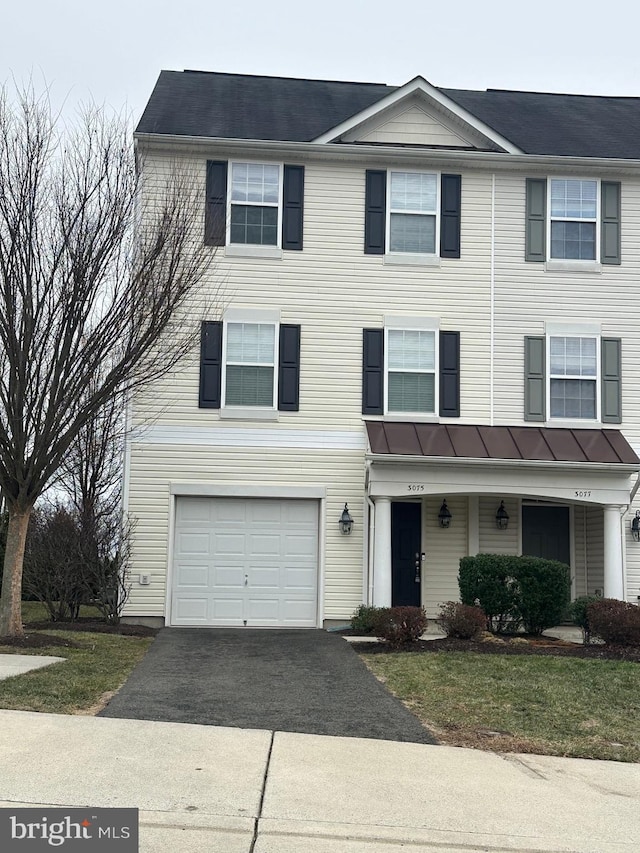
top-left (603, 505), bottom-right (624, 600)
top-left (373, 497), bottom-right (392, 607)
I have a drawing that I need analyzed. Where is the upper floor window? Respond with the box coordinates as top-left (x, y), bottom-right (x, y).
top-left (229, 163), bottom-right (281, 247)
top-left (549, 335), bottom-right (598, 419)
top-left (388, 172), bottom-right (438, 255)
top-left (386, 328), bottom-right (437, 413)
top-left (525, 178), bottom-right (621, 265)
top-left (364, 170), bottom-right (461, 260)
top-left (524, 330), bottom-right (621, 424)
top-left (199, 317), bottom-right (301, 414)
top-left (205, 160), bottom-right (304, 252)
top-left (224, 322), bottom-right (277, 407)
top-left (549, 179), bottom-right (598, 261)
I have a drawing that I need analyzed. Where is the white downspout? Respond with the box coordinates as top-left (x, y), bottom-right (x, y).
top-left (490, 173), bottom-right (496, 426)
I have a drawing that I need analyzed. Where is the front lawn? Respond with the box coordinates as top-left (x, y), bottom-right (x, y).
top-left (0, 622), bottom-right (153, 715)
top-left (361, 650), bottom-right (640, 762)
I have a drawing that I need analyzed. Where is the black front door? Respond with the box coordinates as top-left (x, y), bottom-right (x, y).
top-left (522, 505), bottom-right (570, 565)
top-left (391, 502), bottom-right (422, 606)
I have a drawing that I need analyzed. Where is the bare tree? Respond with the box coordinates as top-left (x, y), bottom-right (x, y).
top-left (0, 83), bottom-right (215, 637)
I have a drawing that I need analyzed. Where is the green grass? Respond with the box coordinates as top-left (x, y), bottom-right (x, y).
top-left (0, 609), bottom-right (153, 714)
top-left (20, 600), bottom-right (104, 623)
top-left (362, 651), bottom-right (640, 762)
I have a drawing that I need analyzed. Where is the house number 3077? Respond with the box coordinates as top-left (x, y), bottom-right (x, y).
top-left (575, 490), bottom-right (592, 498)
top-left (407, 484), bottom-right (425, 492)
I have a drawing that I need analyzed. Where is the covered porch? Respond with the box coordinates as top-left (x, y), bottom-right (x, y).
top-left (365, 423), bottom-right (640, 617)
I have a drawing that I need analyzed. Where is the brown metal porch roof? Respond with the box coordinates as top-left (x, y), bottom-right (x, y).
top-left (365, 422), bottom-right (639, 466)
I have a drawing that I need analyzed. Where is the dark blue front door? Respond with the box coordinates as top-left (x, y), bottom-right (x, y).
top-left (391, 502), bottom-right (422, 607)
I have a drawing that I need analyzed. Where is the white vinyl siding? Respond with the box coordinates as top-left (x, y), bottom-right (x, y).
top-left (549, 179), bottom-right (598, 261)
top-left (387, 171), bottom-right (438, 255)
top-left (228, 162), bottom-right (282, 246)
top-left (421, 496), bottom-right (467, 617)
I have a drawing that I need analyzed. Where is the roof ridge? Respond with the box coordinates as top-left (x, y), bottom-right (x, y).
top-left (180, 69), bottom-right (392, 88)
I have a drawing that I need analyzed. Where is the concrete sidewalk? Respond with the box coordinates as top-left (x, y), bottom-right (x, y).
top-left (0, 710), bottom-right (637, 852)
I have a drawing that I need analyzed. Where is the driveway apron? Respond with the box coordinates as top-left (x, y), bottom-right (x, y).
top-left (99, 628), bottom-right (436, 743)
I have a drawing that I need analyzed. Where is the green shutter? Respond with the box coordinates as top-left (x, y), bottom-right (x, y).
top-left (525, 179), bottom-right (546, 262)
top-left (601, 182), bottom-right (621, 265)
top-left (601, 337), bottom-right (622, 423)
top-left (524, 336), bottom-right (545, 421)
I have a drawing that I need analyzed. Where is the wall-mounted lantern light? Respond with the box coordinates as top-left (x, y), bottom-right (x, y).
top-left (339, 503), bottom-right (353, 535)
top-left (632, 511), bottom-right (640, 541)
top-left (438, 499), bottom-right (452, 528)
top-left (496, 501), bottom-right (510, 530)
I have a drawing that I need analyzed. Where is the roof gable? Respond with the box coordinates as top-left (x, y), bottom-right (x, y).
top-left (312, 77), bottom-right (522, 153)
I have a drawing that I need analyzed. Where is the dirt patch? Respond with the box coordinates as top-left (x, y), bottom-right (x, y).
top-left (356, 635), bottom-right (640, 662)
top-left (0, 633), bottom-right (82, 649)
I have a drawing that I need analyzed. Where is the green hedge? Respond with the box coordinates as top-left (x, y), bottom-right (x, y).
top-left (459, 553), bottom-right (571, 635)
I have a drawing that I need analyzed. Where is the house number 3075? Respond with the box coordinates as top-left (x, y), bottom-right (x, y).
top-left (407, 484), bottom-right (425, 492)
top-left (575, 490), bottom-right (592, 498)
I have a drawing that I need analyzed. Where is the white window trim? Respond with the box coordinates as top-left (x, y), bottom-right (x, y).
top-left (385, 169), bottom-right (440, 260)
top-left (221, 318), bottom-right (280, 411)
top-left (547, 177), bottom-right (600, 264)
top-left (383, 325), bottom-right (439, 416)
top-left (226, 160), bottom-right (284, 250)
top-left (546, 333), bottom-right (600, 424)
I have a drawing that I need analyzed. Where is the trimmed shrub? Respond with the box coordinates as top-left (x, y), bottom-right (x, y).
top-left (459, 554), bottom-right (521, 633)
top-left (438, 601), bottom-right (487, 639)
top-left (459, 553), bottom-right (571, 635)
top-left (568, 595), bottom-right (600, 644)
top-left (587, 599), bottom-right (640, 646)
top-left (514, 556), bottom-right (571, 635)
top-left (372, 606), bottom-right (428, 649)
top-left (350, 604), bottom-right (380, 634)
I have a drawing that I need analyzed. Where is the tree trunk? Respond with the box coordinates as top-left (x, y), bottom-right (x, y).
top-left (0, 506), bottom-right (32, 637)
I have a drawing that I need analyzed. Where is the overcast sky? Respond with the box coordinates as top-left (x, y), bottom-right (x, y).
top-left (4, 0), bottom-right (640, 123)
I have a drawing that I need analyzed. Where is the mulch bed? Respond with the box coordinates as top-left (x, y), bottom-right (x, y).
top-left (354, 635), bottom-right (640, 662)
top-left (0, 619), bottom-right (158, 649)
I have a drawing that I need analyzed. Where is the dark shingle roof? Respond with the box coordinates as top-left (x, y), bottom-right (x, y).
top-left (442, 88), bottom-right (640, 158)
top-left (136, 71), bottom-right (394, 142)
top-left (136, 71), bottom-right (640, 159)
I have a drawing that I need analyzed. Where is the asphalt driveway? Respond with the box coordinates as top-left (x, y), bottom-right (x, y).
top-left (99, 628), bottom-right (436, 743)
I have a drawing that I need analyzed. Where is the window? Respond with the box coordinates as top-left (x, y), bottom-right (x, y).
top-left (524, 333), bottom-right (621, 424)
top-left (549, 336), bottom-right (598, 419)
top-left (364, 171), bottom-right (461, 259)
top-left (199, 320), bottom-right (301, 412)
top-left (224, 323), bottom-right (276, 407)
top-left (549, 179), bottom-right (597, 260)
top-left (205, 161), bottom-right (304, 250)
top-left (386, 329), bottom-right (436, 413)
top-left (525, 178), bottom-right (621, 265)
top-left (229, 163), bottom-right (281, 246)
top-left (388, 172), bottom-right (438, 255)
top-left (362, 326), bottom-right (460, 418)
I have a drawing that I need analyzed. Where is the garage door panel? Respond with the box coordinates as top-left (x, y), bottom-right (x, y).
top-left (173, 596), bottom-right (209, 623)
top-left (176, 498), bottom-right (212, 523)
top-left (171, 497), bottom-right (318, 627)
top-left (213, 565), bottom-right (246, 587)
top-left (177, 533), bottom-right (210, 555)
top-left (249, 533), bottom-right (283, 557)
top-left (176, 564), bottom-right (210, 587)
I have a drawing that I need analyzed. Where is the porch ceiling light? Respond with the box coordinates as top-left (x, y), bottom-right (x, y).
top-left (339, 503), bottom-right (353, 535)
top-left (438, 499), bottom-right (452, 528)
top-left (632, 510), bottom-right (640, 542)
top-left (496, 500), bottom-right (510, 530)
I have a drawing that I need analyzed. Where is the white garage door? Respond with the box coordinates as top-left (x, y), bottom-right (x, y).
top-left (171, 497), bottom-right (319, 627)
